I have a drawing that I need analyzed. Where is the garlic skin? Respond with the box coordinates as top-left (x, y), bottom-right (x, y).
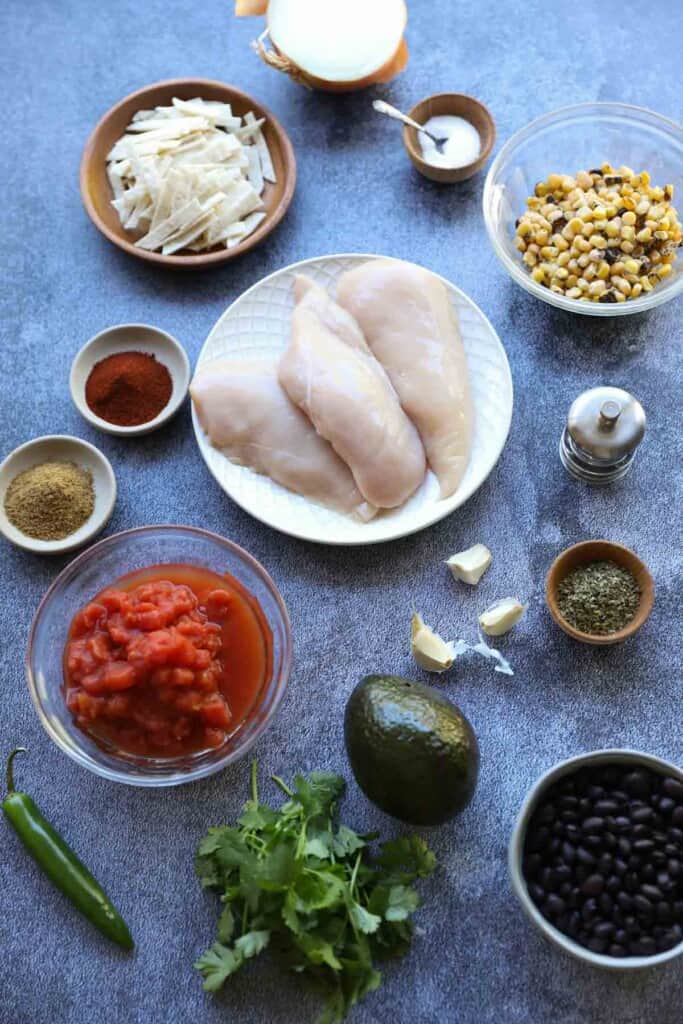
top-left (410, 612), bottom-right (456, 673)
top-left (446, 544), bottom-right (492, 586)
top-left (478, 598), bottom-right (527, 637)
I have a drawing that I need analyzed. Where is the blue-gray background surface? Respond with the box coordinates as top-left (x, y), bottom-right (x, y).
top-left (1, 2), bottom-right (681, 1022)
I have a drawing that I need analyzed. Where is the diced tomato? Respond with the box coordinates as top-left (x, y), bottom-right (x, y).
top-left (63, 575), bottom-right (243, 759)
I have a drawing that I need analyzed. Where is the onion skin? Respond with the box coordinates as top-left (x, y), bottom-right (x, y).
top-left (236, 0), bottom-right (267, 14)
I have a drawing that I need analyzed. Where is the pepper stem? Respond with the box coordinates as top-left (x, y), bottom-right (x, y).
top-left (5, 747), bottom-right (27, 795)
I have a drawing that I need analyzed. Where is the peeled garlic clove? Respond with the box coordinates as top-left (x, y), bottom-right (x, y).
top-left (446, 543), bottom-right (492, 585)
top-left (411, 612), bottom-right (455, 673)
top-left (478, 598), bottom-right (527, 637)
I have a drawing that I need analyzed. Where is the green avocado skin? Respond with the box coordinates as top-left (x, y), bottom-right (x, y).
top-left (344, 674), bottom-right (480, 827)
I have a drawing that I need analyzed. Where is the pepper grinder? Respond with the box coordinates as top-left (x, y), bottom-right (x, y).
top-left (559, 386), bottom-right (646, 485)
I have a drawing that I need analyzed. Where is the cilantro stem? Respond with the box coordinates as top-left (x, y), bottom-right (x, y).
top-left (349, 850), bottom-right (362, 896)
top-left (270, 774), bottom-right (294, 797)
top-left (250, 760), bottom-right (259, 804)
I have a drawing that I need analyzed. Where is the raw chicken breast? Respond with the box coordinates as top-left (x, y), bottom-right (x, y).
top-left (278, 276), bottom-right (426, 509)
top-left (336, 259), bottom-right (473, 499)
top-left (191, 357), bottom-right (375, 519)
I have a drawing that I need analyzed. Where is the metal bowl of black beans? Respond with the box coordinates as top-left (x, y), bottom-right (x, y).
top-left (509, 750), bottom-right (683, 969)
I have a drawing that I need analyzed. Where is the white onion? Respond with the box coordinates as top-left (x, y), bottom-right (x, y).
top-left (240, 0), bottom-right (408, 92)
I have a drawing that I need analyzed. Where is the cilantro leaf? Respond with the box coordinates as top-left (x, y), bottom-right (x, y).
top-left (216, 904), bottom-right (235, 943)
top-left (376, 836), bottom-right (437, 880)
top-left (235, 930), bottom-right (270, 959)
top-left (384, 885), bottom-right (420, 922)
top-left (194, 943), bottom-right (243, 992)
top-left (348, 900), bottom-right (381, 935)
top-left (332, 824), bottom-right (366, 858)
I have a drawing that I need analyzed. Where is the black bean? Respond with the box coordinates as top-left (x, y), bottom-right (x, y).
top-left (598, 892), bottom-right (613, 916)
top-left (566, 910), bottom-right (581, 937)
top-left (549, 838), bottom-right (561, 854)
top-left (581, 874), bottom-right (604, 897)
top-left (668, 859), bottom-right (680, 878)
top-left (538, 803), bottom-right (555, 824)
top-left (657, 872), bottom-right (673, 890)
top-left (632, 806), bottom-right (654, 825)
top-left (598, 853), bottom-right (612, 873)
top-left (562, 810), bottom-right (579, 824)
top-left (641, 884), bottom-right (664, 902)
top-left (665, 843), bottom-right (679, 857)
top-left (594, 800), bottom-right (619, 815)
top-left (565, 823), bottom-right (580, 841)
top-left (586, 835), bottom-right (603, 850)
top-left (625, 915), bottom-right (640, 936)
top-left (613, 858), bottom-right (628, 877)
top-left (561, 842), bottom-right (576, 864)
top-left (671, 807), bottom-right (683, 828)
top-left (631, 936), bottom-right (656, 956)
top-left (530, 883), bottom-right (544, 903)
top-left (634, 839), bottom-right (655, 854)
top-left (608, 943), bottom-right (627, 957)
top-left (603, 833), bottom-right (616, 850)
top-left (614, 817), bottom-right (631, 833)
top-left (659, 797), bottom-right (675, 816)
top-left (560, 794), bottom-right (578, 809)
top-left (552, 821), bottom-right (564, 836)
top-left (559, 881), bottom-right (572, 898)
top-left (583, 816), bottom-right (604, 833)
top-left (633, 894), bottom-right (653, 915)
top-left (613, 790), bottom-right (629, 804)
top-left (542, 867), bottom-right (558, 890)
top-left (581, 898), bottom-right (598, 923)
top-left (641, 864), bottom-right (656, 882)
top-left (606, 874), bottom-right (621, 894)
top-left (555, 864), bottom-right (572, 883)
top-left (593, 921), bottom-right (614, 939)
top-left (669, 827), bottom-right (683, 843)
top-left (617, 892), bottom-right (633, 911)
top-left (544, 894), bottom-right (565, 918)
top-left (662, 778), bottom-right (683, 801)
top-left (632, 824), bottom-right (650, 840)
top-left (625, 873), bottom-right (639, 893)
top-left (656, 902), bottom-right (672, 924)
top-left (617, 837), bottom-right (631, 857)
top-left (615, 928), bottom-right (628, 945)
top-left (577, 847), bottom-right (596, 866)
top-left (587, 785), bottom-right (604, 800)
top-left (626, 770), bottom-right (651, 802)
top-left (527, 826), bottom-right (551, 852)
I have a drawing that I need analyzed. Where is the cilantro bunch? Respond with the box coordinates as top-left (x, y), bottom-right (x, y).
top-left (194, 763), bottom-right (436, 1023)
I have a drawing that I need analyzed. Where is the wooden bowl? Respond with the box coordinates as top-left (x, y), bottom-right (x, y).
top-left (545, 540), bottom-right (654, 646)
top-left (403, 93), bottom-right (496, 184)
top-left (80, 78), bottom-right (297, 269)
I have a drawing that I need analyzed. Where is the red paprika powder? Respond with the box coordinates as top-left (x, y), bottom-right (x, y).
top-left (85, 351), bottom-right (173, 426)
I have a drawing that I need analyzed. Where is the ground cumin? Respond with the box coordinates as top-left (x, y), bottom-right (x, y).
top-left (4, 461), bottom-right (95, 541)
top-left (85, 350), bottom-right (172, 426)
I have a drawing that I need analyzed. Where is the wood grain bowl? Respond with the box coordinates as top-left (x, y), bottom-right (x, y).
top-left (545, 540), bottom-right (654, 646)
top-left (79, 78), bottom-right (297, 269)
top-left (403, 92), bottom-right (496, 184)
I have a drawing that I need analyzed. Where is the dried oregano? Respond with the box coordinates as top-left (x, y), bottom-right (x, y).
top-left (557, 560), bottom-right (641, 635)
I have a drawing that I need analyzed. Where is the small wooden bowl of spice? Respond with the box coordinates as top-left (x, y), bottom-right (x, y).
top-left (70, 324), bottom-right (190, 436)
top-left (546, 540), bottom-right (654, 646)
top-left (0, 435), bottom-right (116, 555)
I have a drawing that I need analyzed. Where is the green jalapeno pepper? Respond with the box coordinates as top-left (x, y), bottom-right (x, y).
top-left (2, 747), bottom-right (134, 950)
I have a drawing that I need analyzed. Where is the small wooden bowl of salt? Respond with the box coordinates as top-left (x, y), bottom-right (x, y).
top-left (402, 93), bottom-right (496, 184)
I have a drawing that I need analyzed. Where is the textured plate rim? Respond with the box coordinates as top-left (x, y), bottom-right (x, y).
top-left (192, 253), bottom-right (514, 546)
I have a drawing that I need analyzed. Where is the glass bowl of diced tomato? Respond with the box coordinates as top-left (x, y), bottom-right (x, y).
top-left (27, 525), bottom-right (293, 786)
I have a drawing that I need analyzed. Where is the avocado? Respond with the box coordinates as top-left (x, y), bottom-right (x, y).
top-left (344, 674), bottom-right (479, 826)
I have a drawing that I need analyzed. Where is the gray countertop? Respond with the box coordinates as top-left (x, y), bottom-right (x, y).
top-left (1, 2), bottom-right (682, 1022)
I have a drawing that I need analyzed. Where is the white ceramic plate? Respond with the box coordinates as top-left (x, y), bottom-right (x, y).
top-left (192, 254), bottom-right (513, 545)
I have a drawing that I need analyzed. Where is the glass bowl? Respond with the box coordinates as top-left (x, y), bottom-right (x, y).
top-left (483, 102), bottom-right (683, 316)
top-left (26, 525), bottom-right (293, 786)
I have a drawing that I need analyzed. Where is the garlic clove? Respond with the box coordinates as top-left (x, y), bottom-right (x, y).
top-left (446, 543), bottom-right (492, 586)
top-left (410, 612), bottom-right (456, 673)
top-left (478, 598), bottom-right (527, 637)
